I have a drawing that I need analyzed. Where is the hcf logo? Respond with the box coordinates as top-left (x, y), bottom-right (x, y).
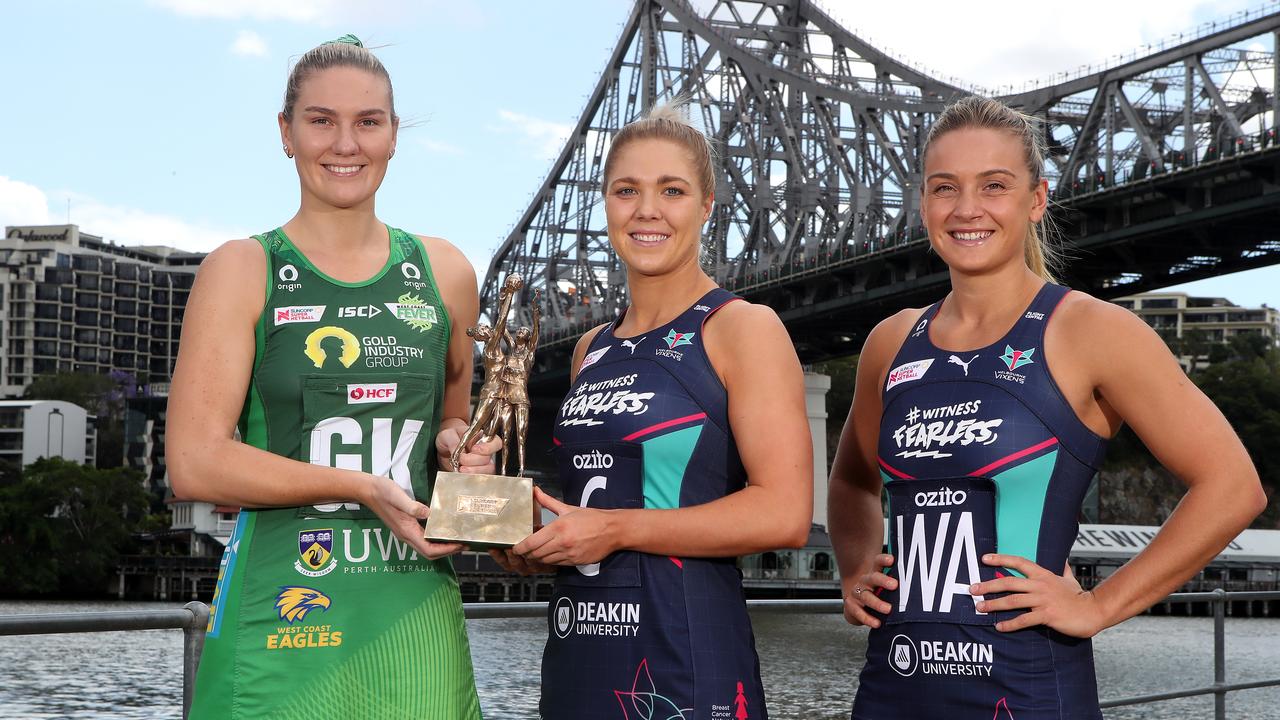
top-left (347, 383), bottom-right (397, 404)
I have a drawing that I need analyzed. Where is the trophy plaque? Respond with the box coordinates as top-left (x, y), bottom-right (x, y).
top-left (424, 275), bottom-right (540, 548)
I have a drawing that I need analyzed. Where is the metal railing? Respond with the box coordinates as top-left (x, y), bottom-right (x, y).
top-left (1, 590), bottom-right (1277, 719)
top-left (0, 601), bottom-right (209, 720)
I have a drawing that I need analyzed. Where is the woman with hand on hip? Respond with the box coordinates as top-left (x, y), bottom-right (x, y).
top-left (168, 36), bottom-right (489, 720)
top-left (829, 95), bottom-right (1265, 719)
top-left (499, 103), bottom-right (813, 719)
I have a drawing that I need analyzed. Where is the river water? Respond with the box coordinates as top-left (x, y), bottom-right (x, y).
top-left (0, 600), bottom-right (1277, 719)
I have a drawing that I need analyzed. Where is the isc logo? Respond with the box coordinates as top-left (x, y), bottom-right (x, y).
top-left (339, 305), bottom-right (382, 319)
top-left (347, 383), bottom-right (397, 404)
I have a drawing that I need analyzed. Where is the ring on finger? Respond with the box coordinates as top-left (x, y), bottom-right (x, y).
top-left (852, 587), bottom-right (864, 595)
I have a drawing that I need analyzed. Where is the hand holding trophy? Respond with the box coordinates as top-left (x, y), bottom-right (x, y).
top-left (425, 275), bottom-right (538, 547)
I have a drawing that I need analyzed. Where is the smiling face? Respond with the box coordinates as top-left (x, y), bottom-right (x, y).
top-left (921, 126), bottom-right (1047, 278)
top-left (604, 138), bottom-right (713, 279)
top-left (279, 65), bottom-right (397, 211)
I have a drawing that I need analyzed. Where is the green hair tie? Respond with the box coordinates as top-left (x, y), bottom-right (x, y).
top-left (330, 34), bottom-right (363, 48)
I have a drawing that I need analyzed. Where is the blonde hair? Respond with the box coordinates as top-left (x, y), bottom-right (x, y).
top-left (603, 100), bottom-right (718, 199)
top-left (923, 96), bottom-right (1061, 283)
top-left (282, 35), bottom-right (396, 123)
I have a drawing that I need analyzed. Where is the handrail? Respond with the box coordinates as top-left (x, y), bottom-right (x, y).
top-left (0, 601), bottom-right (208, 720)
top-left (0, 590), bottom-right (1276, 719)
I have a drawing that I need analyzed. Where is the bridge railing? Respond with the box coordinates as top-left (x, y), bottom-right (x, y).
top-left (1, 589), bottom-right (1277, 719)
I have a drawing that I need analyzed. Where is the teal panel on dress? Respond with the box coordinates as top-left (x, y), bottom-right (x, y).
top-left (991, 449), bottom-right (1058, 578)
top-left (881, 470), bottom-right (895, 556)
top-left (641, 425), bottom-right (703, 509)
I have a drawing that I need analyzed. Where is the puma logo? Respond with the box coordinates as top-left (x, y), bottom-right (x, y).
top-left (621, 338), bottom-right (645, 354)
top-left (948, 354), bottom-right (979, 376)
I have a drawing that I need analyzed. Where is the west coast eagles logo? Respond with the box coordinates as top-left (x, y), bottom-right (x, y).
top-left (274, 586), bottom-right (332, 624)
top-left (294, 528), bottom-right (337, 577)
top-left (304, 326), bottom-right (361, 368)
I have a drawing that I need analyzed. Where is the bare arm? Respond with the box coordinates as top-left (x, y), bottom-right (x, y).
top-left (974, 297), bottom-right (1266, 636)
top-left (517, 302), bottom-right (813, 562)
top-left (828, 311), bottom-right (918, 627)
top-left (166, 240), bottom-right (373, 508)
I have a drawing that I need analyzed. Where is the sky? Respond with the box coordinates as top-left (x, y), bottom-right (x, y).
top-left (2, 0), bottom-right (1278, 307)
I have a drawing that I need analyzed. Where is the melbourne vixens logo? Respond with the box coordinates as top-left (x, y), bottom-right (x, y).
top-left (656, 329), bottom-right (694, 361)
top-left (1000, 346), bottom-right (1035, 370)
top-left (995, 345), bottom-right (1035, 384)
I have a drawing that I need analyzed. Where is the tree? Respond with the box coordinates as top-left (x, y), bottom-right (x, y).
top-left (0, 458), bottom-right (149, 596)
top-left (22, 371), bottom-right (146, 468)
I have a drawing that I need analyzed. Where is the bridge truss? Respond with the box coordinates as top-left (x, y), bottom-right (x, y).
top-left (482, 0), bottom-right (1280, 387)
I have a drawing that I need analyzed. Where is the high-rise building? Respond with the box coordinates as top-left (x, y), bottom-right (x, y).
top-left (0, 399), bottom-right (97, 468)
top-left (1, 224), bottom-right (204, 397)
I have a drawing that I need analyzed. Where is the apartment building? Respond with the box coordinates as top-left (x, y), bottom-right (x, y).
top-left (1, 224), bottom-right (203, 397)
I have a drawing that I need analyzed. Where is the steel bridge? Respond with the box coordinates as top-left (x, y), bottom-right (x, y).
top-left (483, 0), bottom-right (1280, 390)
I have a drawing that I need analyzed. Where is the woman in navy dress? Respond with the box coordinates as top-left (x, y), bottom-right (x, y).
top-left (829, 95), bottom-right (1266, 719)
top-left (498, 103), bottom-right (814, 719)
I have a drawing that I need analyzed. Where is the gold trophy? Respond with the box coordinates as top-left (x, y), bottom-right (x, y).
top-left (424, 275), bottom-right (539, 548)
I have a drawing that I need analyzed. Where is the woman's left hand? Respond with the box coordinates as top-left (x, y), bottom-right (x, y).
top-left (513, 486), bottom-right (619, 566)
top-left (970, 554), bottom-right (1108, 638)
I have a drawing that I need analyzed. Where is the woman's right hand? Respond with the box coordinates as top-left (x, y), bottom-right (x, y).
top-left (361, 474), bottom-right (464, 561)
top-left (842, 553), bottom-right (897, 628)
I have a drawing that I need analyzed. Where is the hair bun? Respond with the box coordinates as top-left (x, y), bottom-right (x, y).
top-left (330, 34), bottom-right (364, 48)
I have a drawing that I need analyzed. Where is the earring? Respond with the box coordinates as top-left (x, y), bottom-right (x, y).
top-left (389, 148), bottom-right (395, 159)
top-left (284, 145), bottom-right (293, 159)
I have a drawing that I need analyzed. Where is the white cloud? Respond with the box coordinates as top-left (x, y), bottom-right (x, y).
top-left (149, 0), bottom-right (487, 27)
top-left (817, 0), bottom-right (1257, 90)
top-left (150, 0), bottom-right (336, 23)
top-left (496, 110), bottom-right (574, 159)
top-left (0, 178), bottom-right (244, 254)
top-left (230, 30), bottom-right (268, 57)
top-left (0, 176), bottom-right (52, 227)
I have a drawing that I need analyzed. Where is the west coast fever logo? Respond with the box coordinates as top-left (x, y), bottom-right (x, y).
top-left (892, 400), bottom-right (1002, 459)
top-left (385, 293), bottom-right (438, 332)
top-left (267, 586), bottom-right (342, 650)
top-left (295, 528), bottom-right (337, 577)
top-left (558, 373), bottom-right (654, 427)
top-left (303, 326), bottom-right (424, 369)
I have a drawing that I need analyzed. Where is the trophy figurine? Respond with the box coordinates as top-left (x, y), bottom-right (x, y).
top-left (424, 275), bottom-right (540, 548)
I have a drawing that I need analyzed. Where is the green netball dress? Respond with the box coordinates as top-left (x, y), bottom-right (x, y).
top-left (189, 227), bottom-right (481, 720)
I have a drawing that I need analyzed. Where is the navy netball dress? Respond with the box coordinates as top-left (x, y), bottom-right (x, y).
top-left (542, 288), bottom-right (768, 720)
top-left (854, 283), bottom-right (1107, 720)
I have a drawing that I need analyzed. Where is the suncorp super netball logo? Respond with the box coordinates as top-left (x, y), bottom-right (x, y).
top-left (347, 383), bottom-right (397, 404)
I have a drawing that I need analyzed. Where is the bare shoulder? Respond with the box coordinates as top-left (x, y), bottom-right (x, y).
top-left (416, 234), bottom-right (474, 279)
top-left (702, 298), bottom-right (786, 341)
top-left (861, 307), bottom-right (927, 373)
top-left (1048, 290), bottom-right (1162, 358)
top-left (192, 238), bottom-right (266, 305)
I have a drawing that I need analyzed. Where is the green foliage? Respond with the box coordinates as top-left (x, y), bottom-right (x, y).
top-left (1194, 350), bottom-right (1280, 526)
top-left (0, 458), bottom-right (149, 597)
top-left (22, 371), bottom-right (143, 468)
top-left (1103, 347), bottom-right (1280, 527)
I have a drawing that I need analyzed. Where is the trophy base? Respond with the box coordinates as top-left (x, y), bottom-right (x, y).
top-left (423, 472), bottom-right (533, 548)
